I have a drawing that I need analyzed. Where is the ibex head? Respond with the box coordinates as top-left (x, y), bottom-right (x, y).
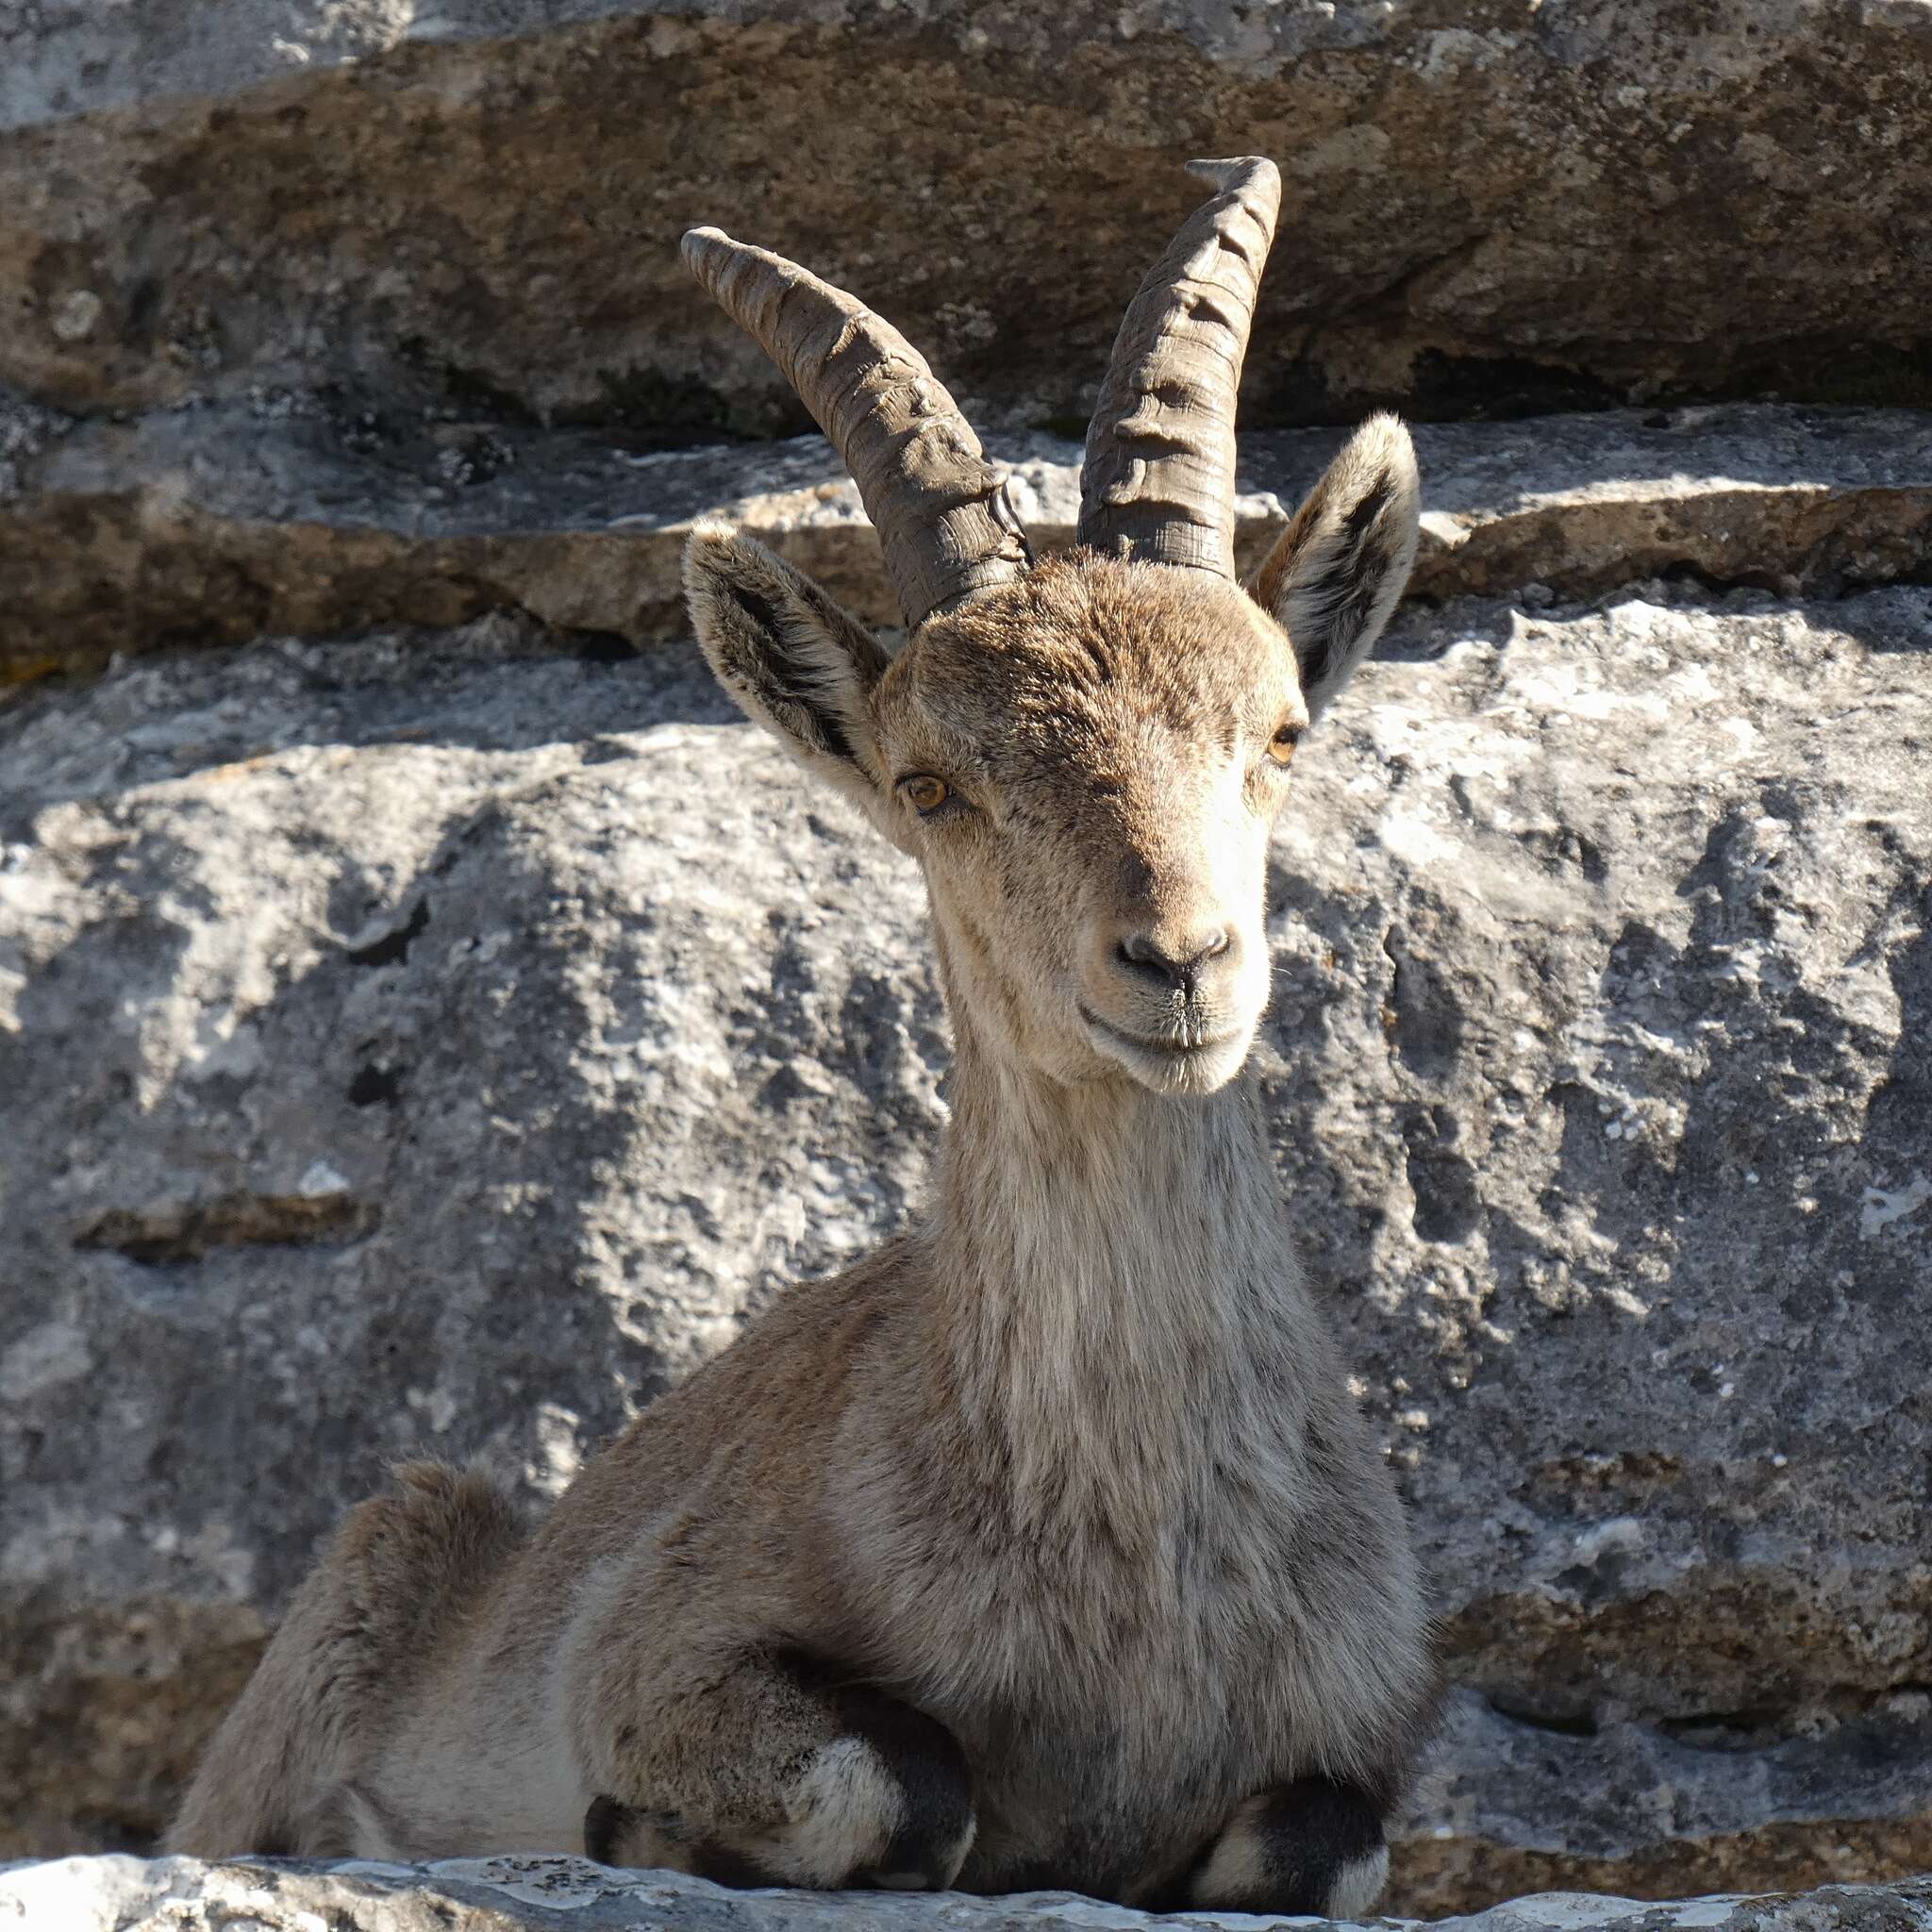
top-left (683, 158), bottom-right (1418, 1097)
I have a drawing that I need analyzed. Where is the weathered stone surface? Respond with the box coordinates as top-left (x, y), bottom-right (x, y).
top-left (6, 402), bottom-right (1931, 677)
top-left (1401, 1689), bottom-right (1932, 1917)
top-left (3, 580), bottom-right (1928, 1896)
top-left (3, 1857), bottom-right (1926, 1932)
top-left (3, 3), bottom-right (1930, 429)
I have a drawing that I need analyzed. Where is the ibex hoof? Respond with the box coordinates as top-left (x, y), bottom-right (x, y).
top-left (1187, 1776), bottom-right (1389, 1919)
top-left (583, 1689), bottom-right (974, 1892)
top-left (782, 1691), bottom-right (975, 1890)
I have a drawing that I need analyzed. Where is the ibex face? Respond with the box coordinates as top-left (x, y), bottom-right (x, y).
top-left (683, 158), bottom-right (1419, 1096)
top-left (863, 560), bottom-right (1296, 1094)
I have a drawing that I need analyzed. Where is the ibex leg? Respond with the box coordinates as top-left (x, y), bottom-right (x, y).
top-left (1179, 1775), bottom-right (1390, 1918)
top-left (575, 1630), bottom-right (974, 1890)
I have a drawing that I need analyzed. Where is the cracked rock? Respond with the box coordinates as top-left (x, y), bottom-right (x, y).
top-left (4, 1857), bottom-right (1925, 1932)
top-left (2, 4), bottom-right (1930, 425)
top-left (3, 405), bottom-right (1929, 677)
top-left (8, 1862), bottom-right (1924, 1932)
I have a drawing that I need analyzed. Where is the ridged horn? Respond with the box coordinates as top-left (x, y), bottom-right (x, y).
top-left (683, 227), bottom-right (1032, 629)
top-left (1076, 157), bottom-right (1283, 578)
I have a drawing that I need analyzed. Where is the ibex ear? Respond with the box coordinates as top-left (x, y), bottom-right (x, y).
top-left (683, 525), bottom-right (893, 814)
top-left (1247, 414), bottom-right (1420, 722)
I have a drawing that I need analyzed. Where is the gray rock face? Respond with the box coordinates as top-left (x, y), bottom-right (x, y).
top-left (3, 569), bottom-right (1928, 1901)
top-left (1, 2), bottom-right (1929, 427)
top-left (6, 404), bottom-right (1931, 679)
top-left (4, 1857), bottom-right (1925, 1932)
top-left (18, 1861), bottom-right (1932, 1932)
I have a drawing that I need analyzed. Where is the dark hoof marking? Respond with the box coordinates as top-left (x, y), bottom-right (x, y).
top-left (583, 1794), bottom-right (793, 1889)
top-left (1189, 1775), bottom-right (1388, 1917)
top-left (771, 1651), bottom-right (974, 1888)
top-left (833, 1683), bottom-right (974, 1888)
top-left (583, 1794), bottom-right (637, 1867)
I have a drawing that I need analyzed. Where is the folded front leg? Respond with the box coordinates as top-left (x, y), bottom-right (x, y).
top-left (1183, 1775), bottom-right (1390, 1918)
top-left (577, 1641), bottom-right (974, 1891)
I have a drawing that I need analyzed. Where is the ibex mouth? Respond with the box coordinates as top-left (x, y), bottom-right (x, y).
top-left (1077, 1005), bottom-right (1252, 1096)
top-left (1079, 1006), bottom-right (1241, 1058)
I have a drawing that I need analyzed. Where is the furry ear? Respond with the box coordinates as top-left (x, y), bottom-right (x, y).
top-left (1247, 414), bottom-right (1420, 721)
top-left (683, 525), bottom-right (893, 811)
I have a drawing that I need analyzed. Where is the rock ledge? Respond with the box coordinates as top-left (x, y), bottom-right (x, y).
top-left (4, 404), bottom-right (1929, 676)
top-left (3, 1857), bottom-right (1930, 1932)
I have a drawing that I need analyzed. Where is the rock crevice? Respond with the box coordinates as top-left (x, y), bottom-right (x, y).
top-left (4, 403), bottom-right (1930, 677)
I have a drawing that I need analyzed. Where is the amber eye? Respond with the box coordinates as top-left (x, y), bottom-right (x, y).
top-left (1265, 724), bottom-right (1301, 768)
top-left (900, 774), bottom-right (951, 815)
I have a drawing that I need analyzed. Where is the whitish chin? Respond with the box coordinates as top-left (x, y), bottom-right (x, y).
top-left (1079, 1009), bottom-right (1256, 1095)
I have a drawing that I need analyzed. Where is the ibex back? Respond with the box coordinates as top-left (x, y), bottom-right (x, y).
top-left (169, 157), bottom-right (1439, 1914)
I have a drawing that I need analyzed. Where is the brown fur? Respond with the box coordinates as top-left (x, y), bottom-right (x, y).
top-left (170, 419), bottom-right (1439, 1911)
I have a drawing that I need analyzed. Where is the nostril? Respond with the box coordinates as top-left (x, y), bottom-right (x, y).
top-left (1118, 933), bottom-right (1177, 987)
top-left (1117, 930), bottom-right (1234, 991)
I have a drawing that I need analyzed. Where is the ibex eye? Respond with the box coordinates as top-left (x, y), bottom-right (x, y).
top-left (1265, 725), bottom-right (1300, 768)
top-left (900, 774), bottom-right (951, 815)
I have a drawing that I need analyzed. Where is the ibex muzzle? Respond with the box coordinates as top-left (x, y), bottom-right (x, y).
top-left (1069, 703), bottom-right (1282, 1091)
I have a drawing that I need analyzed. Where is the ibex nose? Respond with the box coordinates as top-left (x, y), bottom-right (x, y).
top-left (1116, 928), bottom-right (1235, 997)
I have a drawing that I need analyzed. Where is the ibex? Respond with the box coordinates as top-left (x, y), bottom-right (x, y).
top-left (169, 157), bottom-right (1437, 1915)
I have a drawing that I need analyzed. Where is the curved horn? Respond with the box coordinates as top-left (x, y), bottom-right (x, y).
top-left (683, 228), bottom-right (1031, 629)
top-left (1076, 157), bottom-right (1282, 578)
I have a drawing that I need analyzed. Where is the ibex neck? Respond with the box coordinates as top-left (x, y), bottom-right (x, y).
top-left (924, 1030), bottom-right (1309, 1531)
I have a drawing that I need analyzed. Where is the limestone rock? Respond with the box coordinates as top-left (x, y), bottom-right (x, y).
top-left (2, 1857), bottom-right (1924, 1932)
top-left (2, 4), bottom-right (1929, 429)
top-left (3, 578), bottom-right (1928, 1898)
top-left (5, 404), bottom-right (1930, 678)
